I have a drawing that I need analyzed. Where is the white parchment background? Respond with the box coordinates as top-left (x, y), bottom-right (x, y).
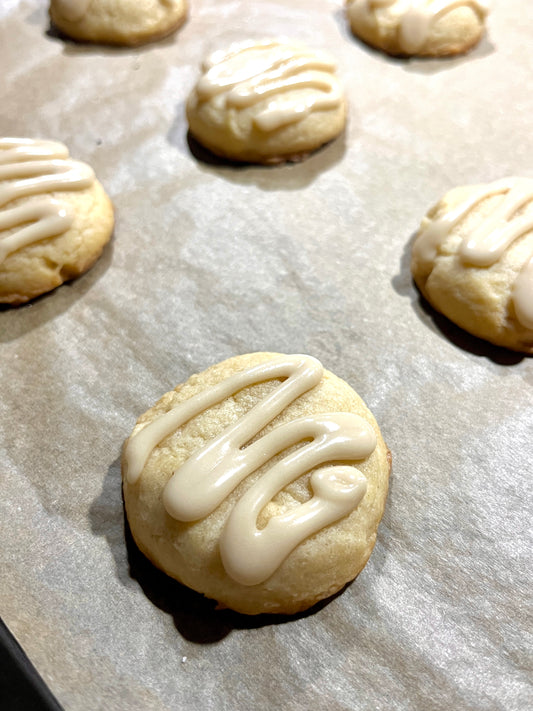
top-left (0, 1), bottom-right (532, 709)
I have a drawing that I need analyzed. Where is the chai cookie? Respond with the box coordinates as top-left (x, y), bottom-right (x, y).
top-left (346, 0), bottom-right (489, 57)
top-left (411, 178), bottom-right (533, 353)
top-left (0, 138), bottom-right (114, 305)
top-left (49, 0), bottom-right (187, 46)
top-left (122, 353), bottom-right (391, 615)
top-left (186, 40), bottom-right (347, 164)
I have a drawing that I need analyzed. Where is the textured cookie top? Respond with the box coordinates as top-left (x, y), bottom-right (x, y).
top-left (411, 178), bottom-right (533, 352)
top-left (186, 39), bottom-right (346, 163)
top-left (413, 177), bottom-right (533, 330)
top-left (195, 40), bottom-right (343, 132)
top-left (0, 137), bottom-right (113, 304)
top-left (124, 354), bottom-right (376, 587)
top-left (51, 0), bottom-right (91, 21)
top-left (347, 0), bottom-right (489, 56)
top-left (122, 352), bottom-right (390, 614)
top-left (49, 0), bottom-right (188, 46)
top-left (0, 138), bottom-right (95, 266)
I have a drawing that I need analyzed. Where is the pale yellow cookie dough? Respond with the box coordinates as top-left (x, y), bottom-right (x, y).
top-left (122, 353), bottom-right (391, 615)
top-left (411, 179), bottom-right (533, 353)
top-left (49, 0), bottom-right (187, 47)
top-left (186, 40), bottom-right (347, 164)
top-left (346, 0), bottom-right (488, 57)
top-left (0, 139), bottom-right (114, 305)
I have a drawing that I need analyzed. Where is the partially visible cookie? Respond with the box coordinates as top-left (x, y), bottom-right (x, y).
top-left (122, 353), bottom-right (391, 615)
top-left (186, 39), bottom-right (347, 164)
top-left (346, 0), bottom-right (489, 57)
top-left (0, 138), bottom-right (114, 305)
top-left (411, 178), bottom-right (533, 353)
top-left (49, 0), bottom-right (187, 46)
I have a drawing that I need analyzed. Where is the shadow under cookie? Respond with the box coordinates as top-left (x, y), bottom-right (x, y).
top-left (46, 20), bottom-right (181, 54)
top-left (0, 236), bottom-right (114, 343)
top-left (123, 516), bottom-right (351, 642)
top-left (392, 233), bottom-right (528, 365)
top-left (413, 283), bottom-right (528, 365)
top-left (182, 130), bottom-right (347, 192)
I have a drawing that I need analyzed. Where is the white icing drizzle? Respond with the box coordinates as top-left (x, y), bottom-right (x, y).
top-left (359, 0), bottom-right (489, 53)
top-left (124, 355), bottom-right (377, 586)
top-left (52, 0), bottom-right (91, 22)
top-left (513, 256), bottom-right (533, 330)
top-left (195, 40), bottom-right (343, 132)
top-left (413, 177), bottom-right (533, 330)
top-left (0, 138), bottom-right (94, 265)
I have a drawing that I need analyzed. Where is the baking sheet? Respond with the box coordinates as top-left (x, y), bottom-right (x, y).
top-left (1, 1), bottom-right (532, 709)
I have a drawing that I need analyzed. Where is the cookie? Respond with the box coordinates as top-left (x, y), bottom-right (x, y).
top-left (346, 0), bottom-right (489, 57)
top-left (411, 178), bottom-right (533, 353)
top-left (122, 353), bottom-right (391, 615)
top-left (0, 138), bottom-right (114, 305)
top-left (186, 40), bottom-right (347, 164)
top-left (49, 0), bottom-right (187, 47)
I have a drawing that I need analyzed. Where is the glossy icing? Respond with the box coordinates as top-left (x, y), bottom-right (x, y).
top-left (0, 138), bottom-right (94, 265)
top-left (350, 0), bottom-right (489, 53)
top-left (196, 40), bottom-right (343, 132)
top-left (413, 177), bottom-right (533, 330)
top-left (124, 355), bottom-right (377, 585)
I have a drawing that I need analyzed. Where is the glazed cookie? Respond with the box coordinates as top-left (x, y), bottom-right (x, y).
top-left (0, 138), bottom-right (114, 305)
top-left (186, 40), bottom-right (347, 164)
top-left (122, 353), bottom-right (391, 615)
top-left (346, 0), bottom-right (489, 57)
top-left (49, 0), bottom-right (187, 46)
top-left (411, 178), bottom-right (533, 353)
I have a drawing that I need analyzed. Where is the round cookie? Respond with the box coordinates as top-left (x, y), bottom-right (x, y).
top-left (186, 40), bottom-right (347, 164)
top-left (49, 0), bottom-right (187, 47)
top-left (122, 353), bottom-right (391, 615)
top-left (411, 178), bottom-right (533, 353)
top-left (0, 138), bottom-right (114, 305)
top-left (346, 0), bottom-right (489, 57)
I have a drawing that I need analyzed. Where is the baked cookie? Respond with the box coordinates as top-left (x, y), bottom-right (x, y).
top-left (49, 0), bottom-right (187, 46)
top-left (411, 178), bottom-right (533, 353)
top-left (122, 353), bottom-right (391, 615)
top-left (0, 138), bottom-right (114, 305)
top-left (186, 40), bottom-right (347, 164)
top-left (346, 0), bottom-right (489, 57)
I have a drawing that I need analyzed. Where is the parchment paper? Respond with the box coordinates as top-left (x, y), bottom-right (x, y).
top-left (1, 1), bottom-right (532, 709)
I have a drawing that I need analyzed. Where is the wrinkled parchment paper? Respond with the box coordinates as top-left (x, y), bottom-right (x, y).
top-left (1, 1), bottom-right (532, 709)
